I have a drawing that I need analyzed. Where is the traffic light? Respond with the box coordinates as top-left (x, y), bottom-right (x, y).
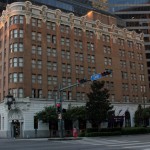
top-left (101, 70), bottom-right (112, 76)
top-left (56, 103), bottom-right (61, 113)
top-left (78, 78), bottom-right (87, 84)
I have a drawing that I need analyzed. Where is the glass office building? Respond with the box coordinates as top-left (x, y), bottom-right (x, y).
top-left (108, 0), bottom-right (150, 87)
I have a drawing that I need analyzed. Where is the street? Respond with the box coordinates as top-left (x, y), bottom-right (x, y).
top-left (1, 134), bottom-right (150, 150)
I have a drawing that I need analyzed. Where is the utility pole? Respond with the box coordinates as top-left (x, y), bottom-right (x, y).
top-left (57, 70), bottom-right (112, 138)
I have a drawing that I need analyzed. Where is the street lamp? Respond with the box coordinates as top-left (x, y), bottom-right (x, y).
top-left (6, 94), bottom-right (15, 110)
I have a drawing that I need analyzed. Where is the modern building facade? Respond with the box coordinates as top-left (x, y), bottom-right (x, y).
top-left (107, 0), bottom-right (150, 88)
top-left (0, 1), bottom-right (149, 138)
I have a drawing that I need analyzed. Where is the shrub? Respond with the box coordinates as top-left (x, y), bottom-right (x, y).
top-left (85, 131), bottom-right (121, 137)
top-left (121, 127), bottom-right (148, 135)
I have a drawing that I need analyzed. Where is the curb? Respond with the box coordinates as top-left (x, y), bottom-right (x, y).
top-left (48, 137), bottom-right (82, 141)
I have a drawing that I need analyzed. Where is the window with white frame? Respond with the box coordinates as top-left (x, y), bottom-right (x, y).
top-left (32, 32), bottom-right (36, 40)
top-left (37, 75), bottom-right (42, 84)
top-left (87, 42), bottom-right (94, 51)
top-left (52, 35), bottom-right (56, 44)
top-left (18, 58), bottom-right (23, 67)
top-left (32, 74), bottom-right (36, 83)
top-left (119, 49), bottom-right (125, 57)
top-left (37, 19), bottom-right (41, 27)
top-left (32, 45), bottom-right (36, 54)
top-left (120, 60), bottom-right (126, 68)
top-left (32, 18), bottom-right (36, 26)
top-left (13, 58), bottom-right (18, 67)
top-left (121, 71), bottom-right (128, 79)
top-left (37, 60), bottom-right (42, 69)
top-left (47, 48), bottom-right (57, 57)
top-left (66, 38), bottom-right (70, 47)
top-left (47, 21), bottom-right (56, 30)
top-left (103, 46), bottom-right (111, 54)
top-left (10, 15), bottom-right (24, 25)
top-left (18, 73), bottom-right (23, 82)
top-left (38, 89), bottom-right (42, 98)
top-left (9, 74), bottom-right (13, 83)
top-left (37, 46), bottom-right (42, 55)
top-left (13, 73), bottom-right (17, 82)
top-left (123, 95), bottom-right (129, 102)
top-left (10, 43), bottom-right (23, 53)
top-left (60, 24), bottom-right (70, 33)
top-left (47, 34), bottom-right (51, 43)
top-left (74, 28), bottom-right (82, 36)
top-left (131, 73), bottom-right (137, 80)
top-left (104, 57), bottom-right (112, 65)
top-left (86, 30), bottom-right (94, 38)
top-left (37, 33), bottom-right (41, 41)
top-left (32, 59), bottom-right (36, 68)
top-left (48, 90), bottom-right (52, 99)
top-left (18, 88), bottom-right (24, 98)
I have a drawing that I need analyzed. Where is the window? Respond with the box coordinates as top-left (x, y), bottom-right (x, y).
top-left (32, 18), bottom-right (36, 26)
top-left (37, 33), bottom-right (41, 41)
top-left (37, 19), bottom-right (41, 27)
top-left (32, 59), bottom-right (36, 68)
top-left (88, 55), bottom-right (95, 63)
top-left (32, 32), bottom-right (36, 40)
top-left (13, 58), bottom-right (18, 67)
top-left (32, 45), bottom-right (36, 54)
top-left (38, 89), bottom-right (42, 98)
top-left (18, 58), bottom-right (23, 67)
top-left (121, 71), bottom-right (128, 79)
top-left (102, 34), bottom-right (110, 42)
top-left (52, 35), bottom-right (56, 44)
top-left (47, 34), bottom-right (51, 43)
top-left (37, 60), bottom-right (42, 69)
top-left (32, 74), bottom-right (36, 83)
top-left (76, 65), bottom-right (84, 74)
top-left (119, 49), bottom-right (125, 57)
top-left (18, 73), bottom-right (23, 82)
top-left (60, 24), bottom-right (70, 33)
top-left (48, 76), bottom-right (57, 85)
top-left (86, 30), bottom-right (94, 38)
top-left (127, 40), bottom-right (133, 48)
top-left (32, 89), bottom-right (36, 98)
top-left (37, 75), bottom-right (42, 84)
top-left (74, 28), bottom-right (82, 36)
top-left (103, 46), bottom-right (111, 54)
top-left (9, 74), bottom-right (13, 83)
top-left (47, 21), bottom-right (56, 30)
top-left (10, 15), bottom-right (24, 25)
top-left (120, 60), bottom-right (126, 68)
top-left (47, 48), bottom-right (57, 57)
top-left (87, 42), bottom-right (94, 51)
top-left (18, 88), bottom-right (24, 98)
top-left (10, 43), bottom-right (23, 53)
top-left (104, 57), bottom-right (112, 65)
top-left (13, 73), bottom-right (17, 82)
top-left (37, 46), bottom-right (42, 55)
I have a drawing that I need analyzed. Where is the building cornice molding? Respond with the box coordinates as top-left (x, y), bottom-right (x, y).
top-left (0, 1), bottom-right (143, 42)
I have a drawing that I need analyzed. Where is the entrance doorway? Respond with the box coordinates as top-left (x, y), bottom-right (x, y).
top-left (12, 120), bottom-right (20, 138)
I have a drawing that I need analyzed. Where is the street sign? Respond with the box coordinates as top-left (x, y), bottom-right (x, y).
top-left (91, 73), bottom-right (102, 81)
top-left (58, 113), bottom-right (62, 120)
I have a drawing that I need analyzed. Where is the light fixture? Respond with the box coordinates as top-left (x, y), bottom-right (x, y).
top-left (6, 94), bottom-right (15, 110)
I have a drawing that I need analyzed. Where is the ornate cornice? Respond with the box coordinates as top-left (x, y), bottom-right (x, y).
top-left (0, 1), bottom-right (144, 43)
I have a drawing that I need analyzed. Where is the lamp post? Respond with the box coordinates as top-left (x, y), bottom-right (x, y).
top-left (6, 94), bottom-right (15, 110)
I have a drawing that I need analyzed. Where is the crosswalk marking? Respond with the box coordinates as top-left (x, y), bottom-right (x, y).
top-left (57, 138), bottom-right (150, 150)
top-left (108, 141), bottom-right (150, 147)
top-left (124, 144), bottom-right (150, 149)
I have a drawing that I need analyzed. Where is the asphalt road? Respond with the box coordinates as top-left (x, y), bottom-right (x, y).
top-left (1, 134), bottom-right (150, 150)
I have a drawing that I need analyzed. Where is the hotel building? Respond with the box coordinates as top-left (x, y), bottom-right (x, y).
top-left (0, 1), bottom-right (149, 138)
